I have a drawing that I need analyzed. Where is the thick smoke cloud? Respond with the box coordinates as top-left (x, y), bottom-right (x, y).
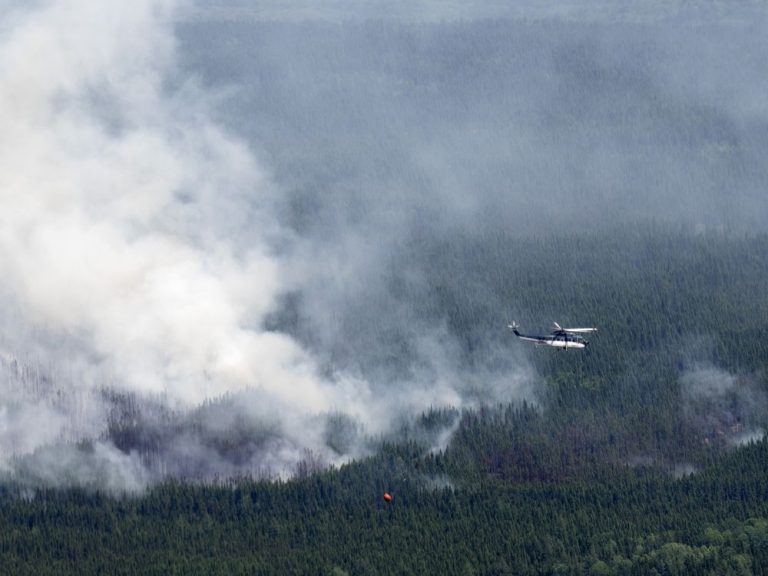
top-left (4, 0), bottom-right (767, 491)
top-left (0, 0), bottom-right (536, 492)
top-left (0, 0), bottom-right (292, 405)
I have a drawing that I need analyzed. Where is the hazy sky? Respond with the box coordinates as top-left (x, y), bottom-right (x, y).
top-left (185, 1), bottom-right (768, 25)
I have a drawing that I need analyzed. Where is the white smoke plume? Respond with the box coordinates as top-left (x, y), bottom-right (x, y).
top-left (680, 363), bottom-right (766, 448)
top-left (0, 0), bottom-right (535, 491)
top-left (0, 0), bottom-right (322, 408)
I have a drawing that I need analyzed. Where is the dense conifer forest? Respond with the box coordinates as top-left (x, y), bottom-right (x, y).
top-left (4, 2), bottom-right (768, 574)
top-left (3, 228), bottom-right (768, 575)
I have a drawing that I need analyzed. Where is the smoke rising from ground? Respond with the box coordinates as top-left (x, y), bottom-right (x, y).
top-left (3, 1), bottom-right (768, 491)
top-left (0, 0), bottom-right (537, 491)
top-left (681, 364), bottom-right (766, 448)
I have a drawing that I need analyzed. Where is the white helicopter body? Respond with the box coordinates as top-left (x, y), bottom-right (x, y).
top-left (509, 322), bottom-right (597, 350)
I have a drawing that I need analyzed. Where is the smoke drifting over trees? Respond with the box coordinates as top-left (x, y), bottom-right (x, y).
top-left (0, 0), bottom-right (372, 488)
top-left (2, 0), bottom-right (767, 491)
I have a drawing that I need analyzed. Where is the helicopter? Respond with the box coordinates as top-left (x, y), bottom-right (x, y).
top-left (508, 321), bottom-right (597, 349)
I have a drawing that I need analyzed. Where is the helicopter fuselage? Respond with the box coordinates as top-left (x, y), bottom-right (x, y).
top-left (511, 327), bottom-right (589, 349)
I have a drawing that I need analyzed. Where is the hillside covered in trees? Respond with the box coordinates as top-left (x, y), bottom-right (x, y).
top-left (2, 227), bottom-right (768, 574)
top-left (4, 3), bottom-right (768, 573)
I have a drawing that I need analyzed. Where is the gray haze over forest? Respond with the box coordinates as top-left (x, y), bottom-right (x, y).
top-left (1, 0), bottom-right (767, 491)
top-left (177, 0), bottom-right (768, 421)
